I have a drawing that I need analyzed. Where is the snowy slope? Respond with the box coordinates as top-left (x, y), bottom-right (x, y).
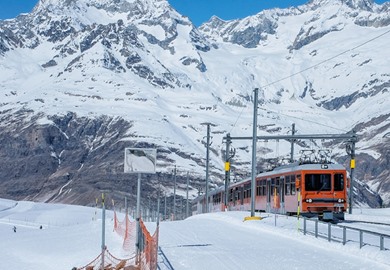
top-left (0, 0), bottom-right (389, 205)
top-left (1, 198), bottom-right (390, 270)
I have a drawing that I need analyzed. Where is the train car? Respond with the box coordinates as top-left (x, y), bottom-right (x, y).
top-left (194, 162), bottom-right (348, 221)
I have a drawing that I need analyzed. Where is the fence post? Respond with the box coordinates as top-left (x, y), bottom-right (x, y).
top-left (360, 231), bottom-right (363, 249)
top-left (380, 235), bottom-right (384, 251)
top-left (328, 223), bottom-right (331, 242)
top-left (303, 217), bottom-right (306, 235)
top-left (315, 220), bottom-right (318, 238)
top-left (343, 227), bottom-right (346, 245)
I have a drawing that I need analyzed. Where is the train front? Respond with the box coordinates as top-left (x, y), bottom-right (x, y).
top-left (299, 164), bottom-right (348, 221)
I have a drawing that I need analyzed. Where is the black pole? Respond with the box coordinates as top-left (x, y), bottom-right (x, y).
top-left (290, 123), bottom-right (296, 163)
top-left (349, 133), bottom-right (356, 214)
top-left (224, 133), bottom-right (231, 210)
top-left (205, 124), bottom-right (211, 213)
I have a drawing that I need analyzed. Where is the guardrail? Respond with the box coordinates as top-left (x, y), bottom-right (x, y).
top-left (301, 217), bottom-right (390, 251)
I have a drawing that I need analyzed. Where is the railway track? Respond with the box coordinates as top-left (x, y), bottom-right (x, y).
top-left (157, 246), bottom-right (174, 270)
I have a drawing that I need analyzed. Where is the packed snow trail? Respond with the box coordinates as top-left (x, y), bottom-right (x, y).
top-left (158, 211), bottom-right (390, 270)
top-left (1, 199), bottom-right (389, 269)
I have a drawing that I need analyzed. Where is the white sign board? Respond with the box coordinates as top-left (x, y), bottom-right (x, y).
top-left (124, 148), bottom-right (156, 174)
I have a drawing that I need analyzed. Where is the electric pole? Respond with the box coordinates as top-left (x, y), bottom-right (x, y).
top-left (186, 171), bottom-right (189, 218)
top-left (173, 165), bottom-right (176, 220)
top-left (205, 123), bottom-right (211, 213)
top-left (250, 88), bottom-right (259, 217)
top-left (290, 123), bottom-right (296, 163)
top-left (224, 134), bottom-right (235, 210)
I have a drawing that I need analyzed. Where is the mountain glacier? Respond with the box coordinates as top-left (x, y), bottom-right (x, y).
top-left (0, 0), bottom-right (389, 208)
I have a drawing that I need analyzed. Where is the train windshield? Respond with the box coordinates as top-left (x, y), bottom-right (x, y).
top-left (334, 173), bottom-right (344, 191)
top-left (305, 174), bottom-right (331, 192)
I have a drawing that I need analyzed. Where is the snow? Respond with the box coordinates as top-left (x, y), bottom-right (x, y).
top-left (1, 198), bottom-right (389, 270)
top-left (2, 0), bottom-right (389, 180)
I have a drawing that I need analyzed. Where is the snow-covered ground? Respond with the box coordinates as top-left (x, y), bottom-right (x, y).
top-left (1, 198), bottom-right (389, 270)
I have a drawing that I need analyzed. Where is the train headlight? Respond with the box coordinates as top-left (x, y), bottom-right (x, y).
top-left (337, 199), bottom-right (344, 203)
top-left (305, 199), bottom-right (313, 203)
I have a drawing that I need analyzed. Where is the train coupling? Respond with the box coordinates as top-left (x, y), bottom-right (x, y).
top-left (322, 211), bottom-right (345, 222)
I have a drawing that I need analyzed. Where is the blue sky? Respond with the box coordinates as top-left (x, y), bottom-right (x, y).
top-left (0, 0), bottom-right (388, 26)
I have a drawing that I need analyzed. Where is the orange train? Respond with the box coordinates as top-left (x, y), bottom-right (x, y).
top-left (193, 162), bottom-right (348, 221)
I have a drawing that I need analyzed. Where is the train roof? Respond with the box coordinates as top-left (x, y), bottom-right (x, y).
top-left (229, 162), bottom-right (346, 188)
top-left (258, 162), bottom-right (346, 178)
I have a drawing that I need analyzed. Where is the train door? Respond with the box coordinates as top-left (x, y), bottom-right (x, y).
top-left (272, 177), bottom-right (281, 212)
top-left (279, 176), bottom-right (285, 214)
top-left (266, 178), bottom-right (271, 212)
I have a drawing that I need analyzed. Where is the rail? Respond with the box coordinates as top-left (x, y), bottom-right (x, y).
top-left (157, 246), bottom-right (174, 270)
top-left (301, 217), bottom-right (390, 251)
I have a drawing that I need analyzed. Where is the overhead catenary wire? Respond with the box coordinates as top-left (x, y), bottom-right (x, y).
top-left (262, 28), bottom-right (390, 89)
top-left (228, 28), bottom-right (390, 134)
top-left (258, 108), bottom-right (349, 133)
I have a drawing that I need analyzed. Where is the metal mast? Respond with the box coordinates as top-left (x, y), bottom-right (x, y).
top-left (205, 123), bottom-right (211, 213)
top-left (173, 165), bottom-right (176, 220)
top-left (250, 88), bottom-right (259, 217)
top-left (290, 123), bottom-right (296, 163)
top-left (224, 134), bottom-right (232, 210)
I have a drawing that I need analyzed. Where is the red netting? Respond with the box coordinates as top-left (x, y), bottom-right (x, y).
top-left (139, 219), bottom-right (159, 270)
top-left (77, 249), bottom-right (136, 270)
top-left (114, 212), bottom-right (137, 254)
top-left (78, 212), bottom-right (158, 270)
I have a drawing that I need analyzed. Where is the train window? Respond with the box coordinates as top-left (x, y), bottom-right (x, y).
top-left (285, 182), bottom-right (291, 195)
top-left (244, 184), bottom-right (251, 198)
top-left (285, 175), bottom-right (290, 184)
top-left (284, 176), bottom-right (290, 195)
top-left (291, 175), bottom-right (296, 195)
top-left (286, 183), bottom-right (291, 195)
top-left (257, 180), bottom-right (265, 196)
top-left (214, 193), bottom-right (221, 204)
top-left (334, 173), bottom-right (344, 191)
top-left (305, 174), bottom-right (331, 191)
top-left (236, 190), bottom-right (240, 201)
top-left (240, 186), bottom-right (244, 204)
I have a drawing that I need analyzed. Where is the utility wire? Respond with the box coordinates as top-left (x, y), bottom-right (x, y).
top-left (262, 28), bottom-right (390, 89)
top-left (229, 28), bottom-right (390, 133)
top-left (230, 103), bottom-right (248, 133)
top-left (258, 108), bottom-right (348, 132)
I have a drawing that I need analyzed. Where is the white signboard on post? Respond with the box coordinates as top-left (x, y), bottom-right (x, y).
top-left (124, 148), bottom-right (156, 174)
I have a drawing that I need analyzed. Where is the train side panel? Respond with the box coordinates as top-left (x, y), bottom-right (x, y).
top-left (193, 163), bottom-right (348, 221)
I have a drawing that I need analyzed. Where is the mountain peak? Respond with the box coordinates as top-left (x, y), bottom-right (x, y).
top-left (308, 0), bottom-right (374, 10)
top-left (33, 0), bottom-right (171, 21)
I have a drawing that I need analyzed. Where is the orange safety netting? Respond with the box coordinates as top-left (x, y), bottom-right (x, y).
top-left (78, 212), bottom-right (159, 270)
top-left (114, 212), bottom-right (137, 254)
top-left (77, 248), bottom-right (136, 270)
top-left (139, 219), bottom-right (159, 270)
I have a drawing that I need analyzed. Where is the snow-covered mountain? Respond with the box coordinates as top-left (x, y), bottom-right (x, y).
top-left (0, 0), bottom-right (389, 207)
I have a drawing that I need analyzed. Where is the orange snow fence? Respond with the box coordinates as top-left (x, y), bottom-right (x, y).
top-left (114, 212), bottom-right (137, 254)
top-left (78, 211), bottom-right (159, 270)
top-left (139, 219), bottom-right (159, 270)
top-left (77, 248), bottom-right (136, 270)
